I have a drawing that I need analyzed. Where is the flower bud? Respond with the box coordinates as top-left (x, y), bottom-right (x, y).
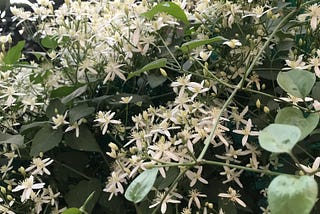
top-left (160, 68), bottom-right (167, 77)
top-left (18, 166), bottom-right (26, 176)
top-left (263, 106), bottom-right (270, 113)
top-left (0, 186), bottom-right (6, 194)
top-left (7, 195), bottom-right (13, 201)
top-left (256, 99), bottom-right (261, 109)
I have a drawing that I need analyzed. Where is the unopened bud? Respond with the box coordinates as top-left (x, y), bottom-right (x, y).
top-left (0, 186), bottom-right (6, 194)
top-left (18, 166), bottom-right (26, 176)
top-left (7, 185), bottom-right (12, 191)
top-left (256, 99), bottom-right (261, 109)
top-left (263, 106), bottom-right (270, 113)
top-left (7, 195), bottom-right (13, 201)
top-left (298, 38), bottom-right (303, 46)
top-left (160, 68), bottom-right (167, 77)
top-left (262, 83), bottom-right (266, 90)
top-left (207, 44), bottom-right (213, 50)
top-left (207, 202), bottom-right (214, 209)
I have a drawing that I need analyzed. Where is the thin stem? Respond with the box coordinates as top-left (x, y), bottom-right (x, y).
top-left (197, 85), bottom-right (239, 161)
top-left (151, 169), bottom-right (187, 214)
top-left (289, 152), bottom-right (306, 174)
top-left (53, 159), bottom-right (91, 180)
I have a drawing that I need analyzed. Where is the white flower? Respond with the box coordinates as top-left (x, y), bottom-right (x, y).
top-left (223, 39), bottom-right (242, 48)
top-left (65, 118), bottom-right (85, 138)
top-left (298, 157), bottom-right (320, 177)
top-left (12, 175), bottom-right (45, 202)
top-left (25, 157), bottom-right (54, 175)
top-left (52, 112), bottom-right (69, 129)
top-left (94, 111), bottom-right (121, 135)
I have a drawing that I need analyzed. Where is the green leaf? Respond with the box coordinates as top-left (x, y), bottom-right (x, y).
top-left (65, 179), bottom-right (101, 214)
top-left (80, 191), bottom-right (95, 214)
top-left (142, 2), bottom-right (189, 25)
top-left (0, 133), bottom-right (24, 148)
top-left (30, 125), bottom-right (63, 156)
top-left (275, 107), bottom-right (319, 140)
top-left (3, 41), bottom-right (25, 64)
top-left (258, 124), bottom-right (301, 153)
top-left (20, 121), bottom-right (50, 133)
top-left (125, 168), bottom-right (158, 203)
top-left (127, 58), bottom-right (167, 79)
top-left (41, 36), bottom-right (58, 49)
top-left (62, 208), bottom-right (83, 214)
top-left (147, 73), bottom-right (167, 88)
top-left (268, 175), bottom-right (318, 214)
top-left (64, 126), bottom-right (101, 152)
top-left (69, 103), bottom-right (95, 124)
top-left (180, 36), bottom-right (226, 52)
top-left (311, 81), bottom-right (320, 100)
top-left (46, 99), bottom-right (67, 119)
top-left (154, 167), bottom-right (179, 190)
top-left (61, 85), bottom-right (87, 104)
top-left (277, 69), bottom-right (316, 98)
top-left (51, 85), bottom-right (83, 98)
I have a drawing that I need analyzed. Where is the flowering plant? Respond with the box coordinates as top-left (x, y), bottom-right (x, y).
top-left (0, 0), bottom-right (320, 213)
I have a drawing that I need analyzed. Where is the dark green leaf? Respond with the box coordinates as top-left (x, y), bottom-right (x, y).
top-left (41, 36), bottom-right (58, 49)
top-left (61, 85), bottom-right (87, 104)
top-left (275, 107), bottom-right (319, 140)
top-left (3, 40), bottom-right (25, 64)
top-left (20, 121), bottom-right (50, 133)
top-left (69, 103), bottom-right (95, 124)
top-left (65, 179), bottom-right (102, 214)
top-left (125, 168), bottom-right (158, 203)
top-left (180, 36), bottom-right (226, 52)
top-left (64, 126), bottom-right (101, 152)
top-left (154, 167), bottom-right (179, 190)
top-left (277, 69), bottom-right (316, 98)
top-left (46, 99), bottom-right (67, 119)
top-left (30, 125), bottom-right (63, 156)
top-left (311, 81), bottom-right (320, 100)
top-left (51, 85), bottom-right (83, 98)
top-left (142, 2), bottom-right (189, 25)
top-left (128, 58), bottom-right (167, 79)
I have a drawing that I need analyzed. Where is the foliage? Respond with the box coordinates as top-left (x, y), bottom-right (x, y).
top-left (0, 0), bottom-right (320, 214)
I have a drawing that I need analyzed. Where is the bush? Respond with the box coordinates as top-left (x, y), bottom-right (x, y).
top-left (0, 0), bottom-right (319, 213)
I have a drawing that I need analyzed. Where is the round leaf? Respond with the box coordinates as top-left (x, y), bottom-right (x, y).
top-left (268, 175), bottom-right (318, 214)
top-left (275, 107), bottom-right (319, 140)
top-left (125, 168), bottom-right (158, 203)
top-left (259, 124), bottom-right (301, 153)
top-left (277, 69), bottom-right (315, 98)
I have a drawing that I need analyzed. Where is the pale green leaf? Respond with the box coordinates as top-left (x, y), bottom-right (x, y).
top-left (180, 36), bottom-right (226, 52)
top-left (62, 208), bottom-right (83, 214)
top-left (277, 69), bottom-right (315, 98)
top-left (125, 168), bottom-right (158, 203)
top-left (275, 107), bottom-right (319, 140)
top-left (268, 175), bottom-right (318, 214)
top-left (0, 133), bottom-right (24, 148)
top-left (258, 124), bottom-right (301, 153)
top-left (142, 2), bottom-right (189, 25)
top-left (147, 73), bottom-right (167, 88)
top-left (127, 58), bottom-right (167, 79)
